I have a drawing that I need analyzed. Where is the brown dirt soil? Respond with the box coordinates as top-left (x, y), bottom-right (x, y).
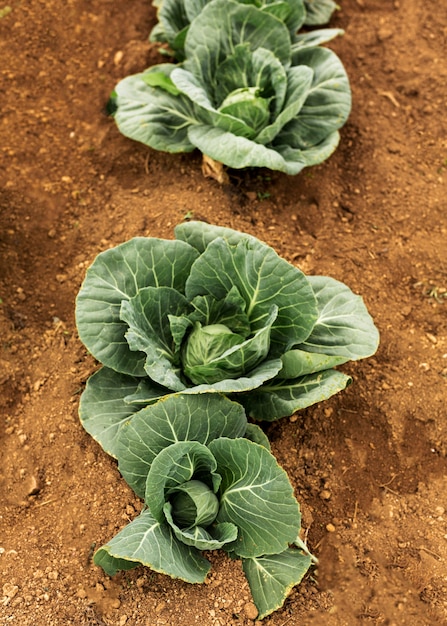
top-left (1, 0), bottom-right (447, 624)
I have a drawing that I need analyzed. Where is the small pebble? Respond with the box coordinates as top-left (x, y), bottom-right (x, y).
top-left (114, 50), bottom-right (124, 65)
top-left (3, 583), bottom-right (19, 599)
top-left (319, 489), bottom-right (331, 500)
top-left (27, 475), bottom-right (42, 496)
top-left (244, 601), bottom-right (259, 620)
top-left (326, 523), bottom-right (336, 533)
top-left (155, 601), bottom-right (166, 613)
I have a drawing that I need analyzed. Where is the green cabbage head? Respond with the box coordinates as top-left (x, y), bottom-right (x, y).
top-left (75, 221), bottom-right (379, 458)
top-left (113, 0), bottom-right (351, 175)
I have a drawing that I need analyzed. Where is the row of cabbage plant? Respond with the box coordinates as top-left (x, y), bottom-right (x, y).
top-left (76, 221), bottom-right (379, 618)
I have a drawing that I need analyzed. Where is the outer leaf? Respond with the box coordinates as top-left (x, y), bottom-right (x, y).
top-left (258, 0), bottom-right (306, 33)
top-left (209, 438), bottom-right (301, 557)
top-left (278, 348), bottom-right (348, 378)
top-left (187, 124), bottom-right (309, 174)
top-left (123, 378), bottom-right (171, 405)
top-left (116, 393), bottom-right (247, 497)
top-left (171, 26), bottom-right (189, 56)
top-left (120, 286), bottom-right (189, 391)
top-left (93, 508), bottom-right (210, 583)
top-left (299, 276), bottom-right (380, 359)
top-left (114, 66), bottom-right (198, 153)
top-left (175, 220), bottom-right (261, 252)
top-left (244, 423), bottom-right (271, 450)
top-left (184, 0), bottom-right (208, 21)
top-left (150, 0), bottom-right (207, 57)
top-left (142, 70), bottom-right (181, 96)
top-left (292, 28), bottom-right (344, 50)
top-left (78, 367), bottom-right (163, 458)
top-left (242, 548), bottom-right (312, 619)
top-left (149, 21), bottom-right (169, 44)
top-left (303, 0), bottom-right (337, 25)
top-left (156, 0), bottom-right (190, 45)
top-left (273, 129), bottom-right (340, 168)
top-left (280, 47), bottom-right (351, 149)
top-left (240, 368), bottom-right (351, 421)
top-left (75, 237), bottom-right (199, 376)
top-left (185, 237), bottom-right (318, 353)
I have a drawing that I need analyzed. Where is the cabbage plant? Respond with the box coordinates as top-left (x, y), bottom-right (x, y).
top-left (150, 0), bottom-right (341, 60)
top-left (93, 393), bottom-right (312, 619)
top-left (113, 0), bottom-right (351, 176)
top-left (75, 221), bottom-right (379, 456)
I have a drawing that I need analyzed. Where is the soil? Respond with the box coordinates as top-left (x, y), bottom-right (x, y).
top-left (1, 0), bottom-right (447, 625)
